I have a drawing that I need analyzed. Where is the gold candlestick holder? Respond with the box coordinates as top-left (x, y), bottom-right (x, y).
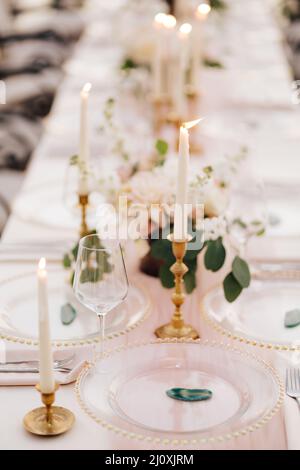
top-left (79, 193), bottom-right (89, 239)
top-left (155, 234), bottom-right (200, 339)
top-left (23, 383), bottom-right (75, 436)
top-left (166, 113), bottom-right (181, 152)
top-left (152, 95), bottom-right (170, 133)
top-left (186, 85), bottom-right (200, 100)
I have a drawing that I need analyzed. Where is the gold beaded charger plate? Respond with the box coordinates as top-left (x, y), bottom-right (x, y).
top-left (75, 339), bottom-right (283, 446)
top-left (201, 270), bottom-right (300, 351)
top-left (0, 266), bottom-right (150, 348)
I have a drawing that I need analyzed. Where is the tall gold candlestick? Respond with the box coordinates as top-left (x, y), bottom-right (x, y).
top-left (79, 193), bottom-right (89, 239)
top-left (155, 235), bottom-right (200, 339)
top-left (152, 96), bottom-right (169, 134)
top-left (23, 383), bottom-right (75, 436)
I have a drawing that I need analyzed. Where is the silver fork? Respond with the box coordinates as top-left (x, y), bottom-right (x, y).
top-left (0, 365), bottom-right (72, 374)
top-left (286, 368), bottom-right (300, 408)
top-left (0, 355), bottom-right (74, 374)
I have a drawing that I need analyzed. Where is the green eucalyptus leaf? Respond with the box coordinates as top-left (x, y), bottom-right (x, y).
top-left (155, 139), bottom-right (168, 156)
top-left (184, 270), bottom-right (197, 294)
top-left (151, 239), bottom-right (174, 263)
top-left (210, 0), bottom-right (227, 10)
top-left (223, 273), bottom-right (243, 303)
top-left (256, 228), bottom-right (265, 237)
top-left (232, 218), bottom-right (247, 229)
top-left (63, 253), bottom-right (72, 269)
top-left (159, 264), bottom-right (175, 289)
top-left (121, 58), bottom-right (138, 70)
top-left (204, 238), bottom-right (226, 272)
top-left (232, 256), bottom-right (250, 288)
top-left (184, 248), bottom-right (200, 261)
top-left (72, 243), bottom-right (79, 261)
top-left (203, 57), bottom-right (224, 68)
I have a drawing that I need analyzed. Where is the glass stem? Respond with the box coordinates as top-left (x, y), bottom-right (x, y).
top-left (98, 314), bottom-right (105, 358)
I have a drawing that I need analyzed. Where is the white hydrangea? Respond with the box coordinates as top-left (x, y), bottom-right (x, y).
top-left (204, 216), bottom-right (227, 241)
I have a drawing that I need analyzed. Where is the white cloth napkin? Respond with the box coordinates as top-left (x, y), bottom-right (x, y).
top-left (284, 397), bottom-right (300, 451)
top-left (0, 341), bottom-right (93, 387)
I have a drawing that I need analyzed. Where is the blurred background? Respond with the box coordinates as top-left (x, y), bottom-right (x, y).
top-left (0, 0), bottom-right (85, 234)
top-left (1, 0), bottom-right (300, 238)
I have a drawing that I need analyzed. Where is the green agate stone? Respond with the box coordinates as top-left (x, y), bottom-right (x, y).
top-left (166, 388), bottom-right (213, 402)
top-left (61, 303), bottom-right (77, 325)
top-left (284, 309), bottom-right (300, 328)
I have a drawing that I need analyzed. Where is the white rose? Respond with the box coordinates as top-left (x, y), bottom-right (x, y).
top-left (204, 184), bottom-right (229, 218)
top-left (129, 171), bottom-right (172, 205)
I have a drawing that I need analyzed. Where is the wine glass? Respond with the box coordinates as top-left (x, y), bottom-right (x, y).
top-left (73, 234), bottom-right (128, 361)
top-left (226, 175), bottom-right (267, 259)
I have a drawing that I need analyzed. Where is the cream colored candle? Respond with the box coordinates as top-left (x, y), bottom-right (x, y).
top-left (174, 124), bottom-right (190, 241)
top-left (38, 258), bottom-right (55, 394)
top-left (162, 14), bottom-right (177, 99)
top-left (174, 119), bottom-right (202, 241)
top-left (175, 23), bottom-right (192, 119)
top-left (79, 82), bottom-right (92, 195)
top-left (191, 3), bottom-right (211, 88)
top-left (153, 13), bottom-right (166, 99)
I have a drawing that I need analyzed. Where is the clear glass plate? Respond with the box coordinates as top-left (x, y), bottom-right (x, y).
top-left (0, 267), bottom-right (150, 347)
top-left (202, 274), bottom-right (300, 350)
top-left (75, 340), bottom-right (283, 445)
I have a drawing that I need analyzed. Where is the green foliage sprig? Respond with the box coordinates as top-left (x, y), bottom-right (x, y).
top-left (210, 0), bottom-right (227, 11)
top-left (151, 232), bottom-right (251, 302)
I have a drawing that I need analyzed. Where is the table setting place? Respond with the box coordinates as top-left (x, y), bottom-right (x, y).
top-left (1, 0), bottom-right (300, 452)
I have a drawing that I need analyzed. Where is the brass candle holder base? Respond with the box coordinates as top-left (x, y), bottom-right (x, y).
top-left (155, 235), bottom-right (200, 340)
top-left (79, 193), bottom-right (89, 239)
top-left (23, 384), bottom-right (75, 437)
top-left (155, 322), bottom-right (199, 340)
top-left (166, 113), bottom-right (181, 151)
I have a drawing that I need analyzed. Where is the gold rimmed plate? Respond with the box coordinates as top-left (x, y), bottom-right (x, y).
top-left (201, 270), bottom-right (300, 351)
top-left (75, 339), bottom-right (283, 446)
top-left (0, 264), bottom-right (150, 348)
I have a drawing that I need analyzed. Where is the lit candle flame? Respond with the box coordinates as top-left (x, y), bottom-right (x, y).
top-left (196, 3), bottom-right (211, 18)
top-left (81, 82), bottom-right (92, 96)
top-left (163, 14), bottom-right (177, 29)
top-left (183, 118), bottom-right (204, 130)
top-left (154, 12), bottom-right (166, 25)
top-left (39, 257), bottom-right (46, 271)
top-left (179, 23), bottom-right (193, 35)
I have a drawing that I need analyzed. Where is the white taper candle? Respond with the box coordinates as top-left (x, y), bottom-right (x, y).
top-left (79, 82), bottom-right (92, 195)
top-left (38, 258), bottom-right (55, 394)
top-left (174, 126), bottom-right (190, 241)
top-left (153, 13), bottom-right (165, 99)
top-left (191, 3), bottom-right (211, 88)
top-left (174, 118), bottom-right (203, 241)
top-left (175, 23), bottom-right (192, 119)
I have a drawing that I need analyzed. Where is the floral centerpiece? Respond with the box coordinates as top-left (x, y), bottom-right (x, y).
top-left (66, 95), bottom-right (264, 303)
top-left (76, 98), bottom-right (250, 303)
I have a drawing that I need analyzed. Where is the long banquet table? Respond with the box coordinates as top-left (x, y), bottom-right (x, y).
top-left (0, 0), bottom-right (299, 449)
